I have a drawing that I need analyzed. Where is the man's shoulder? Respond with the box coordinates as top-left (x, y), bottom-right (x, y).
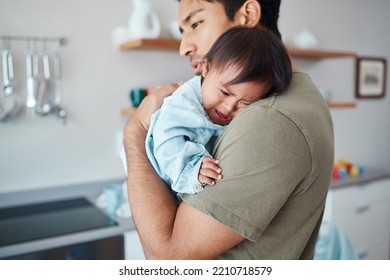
top-left (221, 68), bottom-right (333, 144)
top-left (242, 69), bottom-right (329, 120)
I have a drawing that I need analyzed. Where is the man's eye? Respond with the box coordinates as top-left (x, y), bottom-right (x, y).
top-left (191, 21), bottom-right (202, 29)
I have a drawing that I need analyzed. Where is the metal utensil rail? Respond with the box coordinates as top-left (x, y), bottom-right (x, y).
top-left (0, 35), bottom-right (68, 46)
top-left (0, 35), bottom-right (68, 124)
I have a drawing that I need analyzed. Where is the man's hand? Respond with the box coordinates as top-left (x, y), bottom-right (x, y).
top-left (131, 83), bottom-right (182, 131)
top-left (198, 156), bottom-right (222, 186)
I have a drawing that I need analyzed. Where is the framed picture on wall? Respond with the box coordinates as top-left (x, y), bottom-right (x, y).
top-left (356, 57), bottom-right (387, 98)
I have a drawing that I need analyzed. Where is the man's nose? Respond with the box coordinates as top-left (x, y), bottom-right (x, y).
top-left (179, 35), bottom-right (195, 57)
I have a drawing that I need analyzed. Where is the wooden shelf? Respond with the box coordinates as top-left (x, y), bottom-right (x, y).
top-left (120, 38), bottom-right (358, 112)
top-left (121, 107), bottom-right (137, 116)
top-left (119, 38), bottom-right (180, 51)
top-left (288, 47), bottom-right (357, 59)
top-left (327, 102), bottom-right (357, 109)
top-left (119, 38), bottom-right (357, 58)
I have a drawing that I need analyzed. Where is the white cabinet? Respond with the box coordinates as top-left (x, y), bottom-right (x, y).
top-left (124, 230), bottom-right (146, 260)
top-left (324, 177), bottom-right (390, 260)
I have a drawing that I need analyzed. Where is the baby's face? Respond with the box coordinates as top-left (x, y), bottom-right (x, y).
top-left (201, 67), bottom-right (268, 125)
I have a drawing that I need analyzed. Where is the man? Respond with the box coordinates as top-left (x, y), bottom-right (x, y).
top-left (123, 0), bottom-right (334, 259)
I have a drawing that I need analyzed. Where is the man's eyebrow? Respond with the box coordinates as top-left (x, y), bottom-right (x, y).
top-left (183, 9), bottom-right (204, 24)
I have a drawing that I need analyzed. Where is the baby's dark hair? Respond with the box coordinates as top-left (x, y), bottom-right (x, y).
top-left (204, 26), bottom-right (292, 96)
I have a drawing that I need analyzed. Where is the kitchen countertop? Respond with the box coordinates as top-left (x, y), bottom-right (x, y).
top-left (0, 211), bottom-right (134, 259)
top-left (0, 178), bottom-right (135, 259)
top-left (1, 169), bottom-right (389, 259)
top-left (330, 168), bottom-right (390, 189)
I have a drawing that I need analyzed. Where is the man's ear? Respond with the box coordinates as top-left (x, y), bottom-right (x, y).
top-left (237, 0), bottom-right (261, 27)
top-left (201, 60), bottom-right (209, 78)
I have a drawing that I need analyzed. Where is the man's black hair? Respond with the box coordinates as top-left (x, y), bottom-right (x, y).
top-left (178, 0), bottom-right (282, 39)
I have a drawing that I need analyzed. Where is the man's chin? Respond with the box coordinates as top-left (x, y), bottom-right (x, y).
top-left (190, 58), bottom-right (204, 75)
top-left (194, 69), bottom-right (203, 76)
top-left (192, 64), bottom-right (203, 75)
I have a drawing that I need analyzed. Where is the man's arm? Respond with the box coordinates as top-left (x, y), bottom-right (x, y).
top-left (124, 85), bottom-right (244, 259)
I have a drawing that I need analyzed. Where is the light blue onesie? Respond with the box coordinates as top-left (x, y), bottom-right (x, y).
top-left (145, 75), bottom-right (225, 194)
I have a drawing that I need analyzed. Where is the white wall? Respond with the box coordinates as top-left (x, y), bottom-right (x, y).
top-left (0, 0), bottom-right (192, 193)
top-left (0, 0), bottom-right (389, 194)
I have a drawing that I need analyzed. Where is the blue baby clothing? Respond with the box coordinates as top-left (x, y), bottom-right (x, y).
top-left (146, 76), bottom-right (225, 194)
top-left (314, 221), bottom-right (358, 260)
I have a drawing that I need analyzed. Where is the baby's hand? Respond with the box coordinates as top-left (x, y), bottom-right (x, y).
top-left (198, 156), bottom-right (222, 186)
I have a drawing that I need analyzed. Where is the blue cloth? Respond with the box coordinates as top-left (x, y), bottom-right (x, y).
top-left (314, 221), bottom-right (358, 260)
top-left (146, 76), bottom-right (225, 194)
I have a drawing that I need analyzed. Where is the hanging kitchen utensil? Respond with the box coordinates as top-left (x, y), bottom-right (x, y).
top-left (53, 50), bottom-right (67, 124)
top-left (43, 52), bottom-right (52, 110)
top-left (2, 49), bottom-right (14, 96)
top-left (25, 41), bottom-right (40, 109)
top-left (0, 38), bottom-right (20, 122)
top-left (32, 47), bottom-right (40, 101)
top-left (53, 52), bottom-right (61, 107)
top-left (36, 50), bottom-right (52, 115)
top-left (25, 50), bottom-right (37, 108)
top-left (7, 52), bottom-right (14, 81)
top-left (1, 37), bottom-right (15, 96)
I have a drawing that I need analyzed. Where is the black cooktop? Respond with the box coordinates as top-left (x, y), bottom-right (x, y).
top-left (0, 197), bottom-right (117, 247)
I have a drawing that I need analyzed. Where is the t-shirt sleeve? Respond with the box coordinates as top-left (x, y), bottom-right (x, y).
top-left (179, 105), bottom-right (312, 241)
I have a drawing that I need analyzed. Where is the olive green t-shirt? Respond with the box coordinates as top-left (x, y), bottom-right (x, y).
top-left (179, 69), bottom-right (334, 259)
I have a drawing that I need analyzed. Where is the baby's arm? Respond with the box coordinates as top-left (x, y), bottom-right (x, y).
top-left (198, 156), bottom-right (222, 186)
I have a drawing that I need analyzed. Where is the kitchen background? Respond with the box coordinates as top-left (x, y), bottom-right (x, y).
top-left (0, 0), bottom-right (389, 195)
